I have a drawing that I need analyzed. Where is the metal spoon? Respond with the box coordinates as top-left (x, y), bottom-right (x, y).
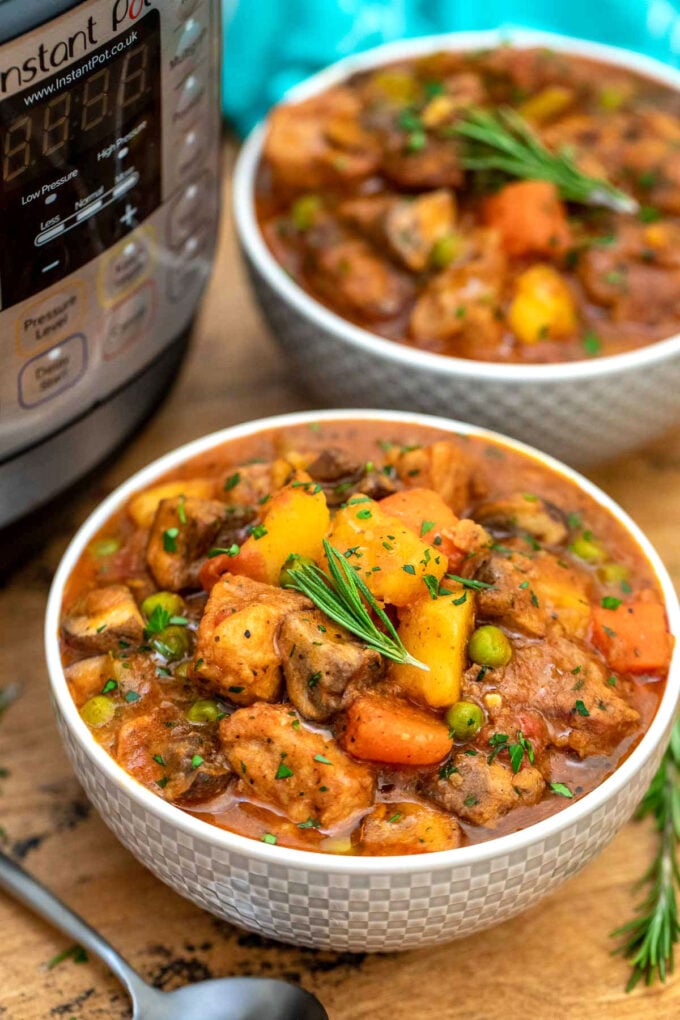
top-left (0, 850), bottom-right (328, 1020)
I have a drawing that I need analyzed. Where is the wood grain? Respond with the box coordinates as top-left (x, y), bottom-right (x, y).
top-left (1, 144), bottom-right (679, 1019)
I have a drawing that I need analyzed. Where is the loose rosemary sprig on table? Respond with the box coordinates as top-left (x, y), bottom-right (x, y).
top-left (453, 107), bottom-right (638, 215)
top-left (282, 539), bottom-right (428, 671)
top-left (612, 716), bottom-right (680, 991)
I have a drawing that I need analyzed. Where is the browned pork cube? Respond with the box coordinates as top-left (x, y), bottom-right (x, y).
top-left (61, 585), bottom-right (144, 653)
top-left (147, 496), bottom-right (227, 591)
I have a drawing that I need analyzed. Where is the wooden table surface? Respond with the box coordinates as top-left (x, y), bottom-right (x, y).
top-left (2, 145), bottom-right (680, 1020)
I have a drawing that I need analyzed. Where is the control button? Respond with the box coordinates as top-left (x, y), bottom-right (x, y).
top-left (16, 282), bottom-right (85, 356)
top-left (168, 228), bottom-right (211, 303)
top-left (173, 69), bottom-right (207, 124)
top-left (99, 227), bottom-right (156, 307)
top-left (168, 174), bottom-right (212, 247)
top-left (18, 334), bottom-right (87, 409)
top-left (177, 126), bottom-right (207, 180)
top-left (171, 16), bottom-right (206, 71)
top-left (103, 282), bottom-right (157, 360)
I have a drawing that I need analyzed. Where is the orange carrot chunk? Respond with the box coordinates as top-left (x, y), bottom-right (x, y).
top-left (341, 694), bottom-right (453, 766)
top-left (592, 601), bottom-right (673, 674)
top-left (482, 180), bottom-right (571, 257)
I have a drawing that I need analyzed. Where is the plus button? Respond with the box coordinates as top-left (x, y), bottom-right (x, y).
top-left (120, 202), bottom-right (138, 229)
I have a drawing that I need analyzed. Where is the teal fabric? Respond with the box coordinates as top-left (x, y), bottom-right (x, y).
top-left (222, 0), bottom-right (680, 135)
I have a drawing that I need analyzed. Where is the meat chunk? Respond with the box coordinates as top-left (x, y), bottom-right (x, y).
top-left (61, 585), bottom-right (144, 653)
top-left (358, 801), bottom-right (461, 855)
top-left (389, 439), bottom-right (479, 514)
top-left (147, 497), bottom-right (226, 591)
top-left (264, 87), bottom-right (379, 190)
top-left (466, 545), bottom-right (591, 638)
top-left (341, 190), bottom-right (457, 271)
top-left (64, 655), bottom-right (112, 705)
top-left (279, 609), bottom-right (384, 722)
top-left (474, 493), bottom-right (568, 546)
top-left (421, 753), bottom-right (545, 828)
top-left (307, 236), bottom-right (413, 321)
top-left (116, 709), bottom-right (231, 805)
top-left (219, 702), bottom-right (374, 828)
top-left (379, 135), bottom-right (464, 190)
top-left (408, 230), bottom-right (507, 354)
top-left (194, 573), bottom-right (310, 704)
top-left (485, 634), bottom-right (640, 758)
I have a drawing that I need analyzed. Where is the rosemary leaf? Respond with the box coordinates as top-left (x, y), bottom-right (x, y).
top-left (611, 716), bottom-right (680, 990)
top-left (283, 540), bottom-right (428, 671)
top-left (454, 107), bottom-right (638, 214)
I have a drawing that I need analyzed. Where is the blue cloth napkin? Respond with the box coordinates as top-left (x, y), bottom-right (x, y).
top-left (222, 0), bottom-right (680, 135)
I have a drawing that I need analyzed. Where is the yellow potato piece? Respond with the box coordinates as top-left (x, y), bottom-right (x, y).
top-left (327, 498), bottom-right (446, 607)
top-left (508, 264), bottom-right (577, 344)
top-left (128, 479), bottom-right (218, 528)
top-left (236, 476), bottom-right (330, 585)
top-left (391, 588), bottom-right (476, 708)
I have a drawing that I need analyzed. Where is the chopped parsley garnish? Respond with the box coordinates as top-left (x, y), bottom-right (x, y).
top-left (402, 564), bottom-right (416, 575)
top-left (314, 754), bottom-right (333, 765)
top-left (177, 495), bottom-right (187, 525)
top-left (251, 524), bottom-right (268, 540)
top-left (574, 700), bottom-right (590, 717)
top-left (124, 691), bottom-right (140, 703)
top-left (420, 520), bottom-right (436, 537)
top-left (224, 472), bottom-right (241, 491)
top-left (297, 817), bottom-right (321, 829)
top-left (162, 527), bottom-right (179, 553)
top-left (387, 812), bottom-right (402, 824)
top-left (208, 544), bottom-right (240, 558)
top-left (308, 672), bottom-right (322, 688)
top-left (446, 574), bottom-right (495, 591)
top-left (550, 782), bottom-right (574, 798)
top-left (488, 731), bottom-right (534, 773)
top-left (261, 832), bottom-right (277, 845)
top-left (190, 754), bottom-right (204, 769)
top-left (101, 679), bottom-right (117, 694)
top-left (601, 596), bottom-right (622, 610)
top-left (275, 760), bottom-right (294, 780)
top-left (152, 754), bottom-right (166, 766)
top-left (439, 762), bottom-right (459, 779)
top-left (582, 330), bottom-right (602, 357)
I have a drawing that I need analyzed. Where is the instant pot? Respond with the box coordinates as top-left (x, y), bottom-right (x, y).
top-left (0, 0), bottom-right (221, 528)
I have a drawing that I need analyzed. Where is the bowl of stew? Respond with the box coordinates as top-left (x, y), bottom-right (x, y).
top-left (46, 410), bottom-right (679, 951)
top-left (234, 30), bottom-right (680, 465)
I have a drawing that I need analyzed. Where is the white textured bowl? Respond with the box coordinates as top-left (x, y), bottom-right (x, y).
top-left (45, 410), bottom-right (680, 951)
top-left (234, 30), bottom-right (680, 467)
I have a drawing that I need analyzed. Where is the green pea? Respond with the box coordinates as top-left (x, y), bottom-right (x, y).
top-left (598, 562), bottom-right (629, 585)
top-left (186, 699), bottom-right (221, 724)
top-left (153, 625), bottom-right (190, 661)
top-left (141, 591), bottom-right (185, 619)
top-left (429, 233), bottom-right (463, 270)
top-left (468, 625), bottom-right (513, 668)
top-left (174, 661), bottom-right (192, 679)
top-left (279, 554), bottom-right (317, 589)
top-left (445, 701), bottom-right (485, 741)
top-left (80, 695), bottom-right (115, 728)
top-left (291, 194), bottom-right (321, 231)
top-left (570, 533), bottom-right (606, 563)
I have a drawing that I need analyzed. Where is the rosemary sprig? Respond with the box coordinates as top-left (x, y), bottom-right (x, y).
top-left (454, 107), bottom-right (638, 215)
top-left (611, 717), bottom-right (680, 991)
top-left (283, 539), bottom-right (428, 671)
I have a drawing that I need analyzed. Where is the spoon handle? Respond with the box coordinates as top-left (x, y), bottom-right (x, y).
top-left (0, 849), bottom-right (147, 1002)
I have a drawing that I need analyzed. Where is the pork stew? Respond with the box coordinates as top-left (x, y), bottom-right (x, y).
top-left (59, 421), bottom-right (673, 855)
top-left (256, 47), bottom-right (680, 364)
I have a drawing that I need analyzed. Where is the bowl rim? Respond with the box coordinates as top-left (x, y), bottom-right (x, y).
top-left (45, 409), bottom-right (680, 874)
top-left (233, 27), bottom-right (680, 382)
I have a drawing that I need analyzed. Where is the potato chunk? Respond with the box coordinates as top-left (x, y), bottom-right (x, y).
top-left (229, 474), bottom-right (330, 585)
top-left (391, 587), bottom-right (476, 708)
top-left (327, 498), bottom-right (446, 607)
top-left (358, 802), bottom-right (460, 855)
top-left (147, 496), bottom-right (226, 591)
top-left (219, 702), bottom-right (374, 828)
top-left (194, 573), bottom-right (310, 704)
top-left (128, 479), bottom-right (218, 528)
top-left (61, 585), bottom-right (144, 653)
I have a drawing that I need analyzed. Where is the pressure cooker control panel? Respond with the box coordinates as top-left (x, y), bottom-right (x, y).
top-left (0, 0), bottom-right (220, 460)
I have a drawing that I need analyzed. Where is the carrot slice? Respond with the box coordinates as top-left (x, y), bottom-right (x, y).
top-left (591, 601), bottom-right (673, 674)
top-left (482, 180), bottom-right (571, 257)
top-left (341, 694), bottom-right (453, 766)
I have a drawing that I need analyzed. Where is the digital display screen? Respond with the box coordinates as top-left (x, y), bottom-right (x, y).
top-left (0, 10), bottom-right (161, 308)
